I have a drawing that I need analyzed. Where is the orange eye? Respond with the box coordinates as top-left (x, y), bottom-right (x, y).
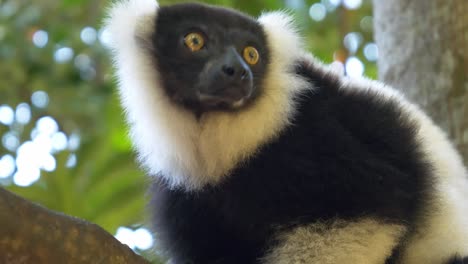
top-left (184, 32), bottom-right (205, 52)
top-left (243, 46), bottom-right (259, 65)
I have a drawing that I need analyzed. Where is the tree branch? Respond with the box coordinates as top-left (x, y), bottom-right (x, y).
top-left (0, 187), bottom-right (151, 264)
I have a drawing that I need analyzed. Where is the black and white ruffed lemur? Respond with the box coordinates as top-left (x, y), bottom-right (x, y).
top-left (105, 0), bottom-right (468, 263)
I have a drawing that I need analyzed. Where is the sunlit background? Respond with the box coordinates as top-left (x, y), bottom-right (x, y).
top-left (0, 0), bottom-right (375, 262)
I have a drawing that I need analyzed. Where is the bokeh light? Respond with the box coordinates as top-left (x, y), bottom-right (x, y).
top-left (51, 132), bottom-right (68, 152)
top-left (13, 167), bottom-right (40, 187)
top-left (345, 56), bottom-right (364, 78)
top-left (74, 54), bottom-right (96, 80)
top-left (343, 0), bottom-right (362, 10)
top-left (54, 47), bottom-right (74, 63)
top-left (31, 91), bottom-right (50, 108)
top-left (0, 155), bottom-right (15, 178)
top-left (364, 43), bottom-right (378, 61)
top-left (0, 1), bottom-right (18, 18)
top-left (360, 16), bottom-right (373, 32)
top-left (15, 103), bottom-right (31, 124)
top-left (321, 0), bottom-right (340, 11)
top-left (37, 116), bottom-right (59, 136)
top-left (1, 113), bottom-right (73, 186)
top-left (285, 0), bottom-right (305, 10)
top-left (343, 32), bottom-right (363, 54)
top-left (2, 131), bottom-right (20, 152)
top-left (328, 0), bottom-right (341, 6)
top-left (68, 133), bottom-right (81, 151)
top-left (134, 228), bottom-right (154, 250)
top-left (32, 30), bottom-right (48, 48)
top-left (98, 28), bottom-right (112, 47)
top-left (309, 3), bottom-right (327, 22)
top-left (66, 154), bottom-right (77, 168)
top-left (115, 227), bottom-right (154, 251)
top-left (80, 27), bottom-right (97, 45)
top-left (40, 154), bottom-right (56, 172)
top-left (74, 54), bottom-right (92, 70)
top-left (0, 105), bottom-right (14, 125)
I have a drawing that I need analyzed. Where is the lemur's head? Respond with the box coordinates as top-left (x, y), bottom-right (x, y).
top-left (105, 0), bottom-right (307, 189)
top-left (149, 3), bottom-right (270, 114)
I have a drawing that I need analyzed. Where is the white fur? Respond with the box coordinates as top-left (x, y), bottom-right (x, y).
top-left (105, 0), bottom-right (308, 190)
top-left (263, 218), bottom-right (406, 264)
top-left (396, 92), bottom-right (468, 263)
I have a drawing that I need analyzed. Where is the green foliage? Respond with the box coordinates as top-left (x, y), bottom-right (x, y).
top-left (0, 0), bottom-right (374, 262)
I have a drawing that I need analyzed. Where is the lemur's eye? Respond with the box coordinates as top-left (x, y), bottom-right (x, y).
top-left (184, 32), bottom-right (205, 52)
top-left (243, 46), bottom-right (259, 65)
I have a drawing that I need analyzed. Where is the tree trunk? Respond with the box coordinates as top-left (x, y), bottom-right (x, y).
top-left (372, 0), bottom-right (468, 163)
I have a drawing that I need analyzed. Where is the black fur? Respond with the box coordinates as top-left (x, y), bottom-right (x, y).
top-left (150, 3), bottom-right (270, 114)
top-left (150, 58), bottom-right (433, 263)
top-left (446, 256), bottom-right (468, 264)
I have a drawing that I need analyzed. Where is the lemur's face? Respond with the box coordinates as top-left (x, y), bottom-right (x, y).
top-left (150, 3), bottom-right (270, 114)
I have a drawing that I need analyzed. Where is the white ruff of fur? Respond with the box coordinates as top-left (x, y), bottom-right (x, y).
top-left (105, 0), bottom-right (308, 190)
